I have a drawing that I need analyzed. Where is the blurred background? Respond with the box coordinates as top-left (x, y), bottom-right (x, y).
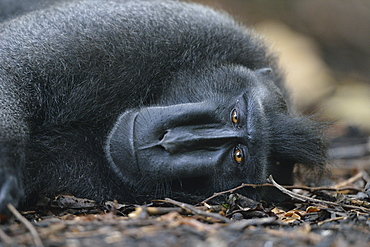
top-left (193, 0), bottom-right (370, 177)
top-left (194, 0), bottom-right (370, 135)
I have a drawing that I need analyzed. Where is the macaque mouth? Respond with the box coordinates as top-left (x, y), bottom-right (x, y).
top-left (170, 175), bottom-right (210, 196)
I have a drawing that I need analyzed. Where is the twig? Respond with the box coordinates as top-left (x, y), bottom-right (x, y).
top-left (0, 227), bottom-right (13, 246)
top-left (286, 185), bottom-right (362, 193)
top-left (227, 217), bottom-right (276, 231)
top-left (201, 183), bottom-right (362, 204)
top-left (164, 198), bottom-right (230, 223)
top-left (317, 216), bottom-right (346, 226)
top-left (201, 183), bottom-right (261, 204)
top-left (146, 207), bottom-right (192, 216)
top-left (332, 171), bottom-right (365, 189)
top-left (269, 176), bottom-right (316, 202)
top-left (268, 176), bottom-right (370, 213)
top-left (7, 204), bottom-right (44, 247)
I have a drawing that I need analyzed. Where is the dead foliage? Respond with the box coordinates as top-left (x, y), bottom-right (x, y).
top-left (1, 134), bottom-right (369, 247)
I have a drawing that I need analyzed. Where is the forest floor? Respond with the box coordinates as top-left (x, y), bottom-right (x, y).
top-left (1, 125), bottom-right (369, 247)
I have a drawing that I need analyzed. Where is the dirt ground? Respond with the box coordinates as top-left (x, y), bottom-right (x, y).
top-left (1, 126), bottom-right (369, 247)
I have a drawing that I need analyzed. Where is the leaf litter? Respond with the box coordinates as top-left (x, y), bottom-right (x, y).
top-left (1, 137), bottom-right (370, 246)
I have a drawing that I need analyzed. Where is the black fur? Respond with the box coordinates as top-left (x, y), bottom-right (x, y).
top-left (0, 0), bottom-right (59, 21)
top-left (0, 0), bottom-right (326, 212)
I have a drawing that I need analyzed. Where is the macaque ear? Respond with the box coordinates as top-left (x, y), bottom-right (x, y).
top-left (256, 68), bottom-right (273, 76)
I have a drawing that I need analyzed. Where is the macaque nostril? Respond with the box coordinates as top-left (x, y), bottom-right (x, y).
top-left (158, 131), bottom-right (168, 141)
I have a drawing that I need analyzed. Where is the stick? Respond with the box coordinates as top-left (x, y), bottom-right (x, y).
top-left (332, 171), bottom-right (365, 189)
top-left (0, 227), bottom-right (13, 246)
top-left (268, 176), bottom-right (370, 212)
top-left (146, 206), bottom-right (192, 215)
top-left (7, 204), bottom-right (44, 247)
top-left (201, 183), bottom-right (362, 204)
top-left (227, 217), bottom-right (276, 231)
top-left (164, 198), bottom-right (230, 223)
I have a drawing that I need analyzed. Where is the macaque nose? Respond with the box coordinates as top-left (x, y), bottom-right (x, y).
top-left (159, 127), bottom-right (239, 153)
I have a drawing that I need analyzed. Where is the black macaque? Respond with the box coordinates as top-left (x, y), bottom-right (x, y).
top-left (0, 0), bottom-right (59, 22)
top-left (0, 0), bottom-right (327, 213)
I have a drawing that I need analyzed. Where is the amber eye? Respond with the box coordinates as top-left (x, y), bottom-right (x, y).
top-left (233, 147), bottom-right (243, 163)
top-left (231, 109), bottom-right (238, 124)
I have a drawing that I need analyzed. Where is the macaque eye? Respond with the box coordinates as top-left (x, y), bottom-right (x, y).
top-left (231, 109), bottom-right (238, 124)
top-left (233, 147), bottom-right (243, 163)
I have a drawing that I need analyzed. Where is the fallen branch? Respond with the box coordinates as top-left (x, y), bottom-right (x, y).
top-left (227, 217), bottom-right (276, 231)
top-left (317, 216), bottom-right (346, 226)
top-left (164, 198), bottom-right (230, 223)
top-left (201, 182), bottom-right (362, 204)
top-left (7, 204), bottom-right (44, 247)
top-left (332, 171), bottom-right (366, 189)
top-left (0, 227), bottom-right (13, 246)
top-left (268, 175), bottom-right (370, 213)
top-left (146, 206), bottom-right (192, 216)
